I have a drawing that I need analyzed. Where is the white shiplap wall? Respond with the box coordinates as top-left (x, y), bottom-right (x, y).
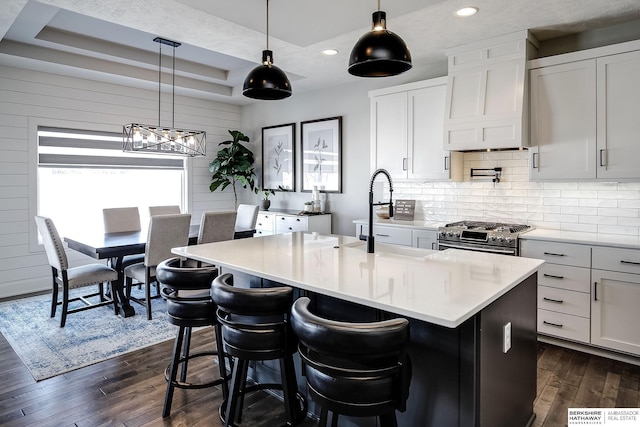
top-left (0, 64), bottom-right (241, 298)
top-left (393, 150), bottom-right (640, 236)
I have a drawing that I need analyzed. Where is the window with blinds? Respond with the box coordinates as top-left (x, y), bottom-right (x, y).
top-left (37, 127), bottom-right (185, 235)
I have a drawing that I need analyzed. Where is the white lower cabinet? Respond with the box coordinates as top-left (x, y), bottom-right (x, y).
top-left (353, 221), bottom-right (438, 249)
top-left (522, 238), bottom-right (640, 357)
top-left (257, 211), bottom-right (331, 236)
top-left (591, 246), bottom-right (640, 355)
top-left (520, 240), bottom-right (591, 344)
top-left (412, 229), bottom-right (437, 250)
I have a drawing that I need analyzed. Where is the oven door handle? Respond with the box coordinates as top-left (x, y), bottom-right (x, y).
top-left (437, 243), bottom-right (516, 255)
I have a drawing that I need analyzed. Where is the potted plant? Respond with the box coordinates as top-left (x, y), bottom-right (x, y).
top-left (209, 130), bottom-right (257, 208)
top-left (255, 187), bottom-right (276, 210)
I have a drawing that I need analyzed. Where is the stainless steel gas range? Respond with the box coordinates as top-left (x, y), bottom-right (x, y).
top-left (437, 221), bottom-right (534, 256)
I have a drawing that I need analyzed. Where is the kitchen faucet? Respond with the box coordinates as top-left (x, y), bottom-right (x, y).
top-left (367, 168), bottom-right (394, 253)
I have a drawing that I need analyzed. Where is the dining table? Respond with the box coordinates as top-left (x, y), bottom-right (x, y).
top-left (64, 224), bottom-right (255, 317)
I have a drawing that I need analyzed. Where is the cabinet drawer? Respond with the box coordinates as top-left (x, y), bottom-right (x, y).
top-left (520, 240), bottom-right (591, 267)
top-left (538, 286), bottom-right (590, 318)
top-left (371, 225), bottom-right (412, 246)
top-left (256, 213), bottom-right (275, 232)
top-left (276, 215), bottom-right (308, 233)
top-left (538, 309), bottom-right (590, 343)
top-left (254, 229), bottom-right (273, 237)
top-left (592, 246), bottom-right (640, 274)
top-left (538, 263), bottom-right (591, 293)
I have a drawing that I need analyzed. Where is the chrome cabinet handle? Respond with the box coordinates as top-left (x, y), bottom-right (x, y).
top-left (532, 152), bottom-right (539, 169)
top-left (594, 282), bottom-right (598, 301)
top-left (543, 320), bottom-right (563, 328)
top-left (375, 233), bottom-right (390, 237)
top-left (402, 158), bottom-right (408, 171)
top-left (444, 156), bottom-right (450, 171)
top-left (621, 260), bottom-right (640, 266)
top-left (543, 273), bottom-right (564, 279)
top-left (543, 297), bottom-right (564, 304)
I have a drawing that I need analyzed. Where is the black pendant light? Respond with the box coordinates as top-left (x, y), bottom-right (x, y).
top-left (348, 0), bottom-right (412, 77)
top-left (243, 0), bottom-right (292, 100)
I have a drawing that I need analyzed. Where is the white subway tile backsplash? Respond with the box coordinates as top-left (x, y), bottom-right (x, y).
top-left (396, 151), bottom-right (640, 234)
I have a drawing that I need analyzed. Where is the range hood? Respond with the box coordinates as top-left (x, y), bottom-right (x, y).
top-left (443, 30), bottom-right (539, 151)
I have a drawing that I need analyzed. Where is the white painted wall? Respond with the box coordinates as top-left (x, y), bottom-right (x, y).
top-left (0, 64), bottom-right (241, 298)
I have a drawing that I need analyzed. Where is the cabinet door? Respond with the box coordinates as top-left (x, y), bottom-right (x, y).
top-left (596, 50), bottom-right (640, 179)
top-left (370, 91), bottom-right (408, 179)
top-left (412, 229), bottom-right (437, 250)
top-left (592, 269), bottom-right (640, 355)
top-left (529, 60), bottom-right (597, 180)
top-left (408, 84), bottom-right (450, 180)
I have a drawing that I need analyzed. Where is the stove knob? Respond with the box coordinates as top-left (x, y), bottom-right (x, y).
top-left (497, 236), bottom-right (504, 242)
top-left (447, 231), bottom-right (454, 237)
top-left (490, 236), bottom-right (497, 241)
top-left (505, 237), bottom-right (513, 244)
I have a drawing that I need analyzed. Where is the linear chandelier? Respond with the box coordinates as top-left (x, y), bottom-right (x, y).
top-left (123, 37), bottom-right (206, 157)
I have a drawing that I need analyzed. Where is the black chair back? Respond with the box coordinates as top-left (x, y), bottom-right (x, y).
top-left (210, 273), bottom-right (295, 360)
top-left (290, 296), bottom-right (412, 419)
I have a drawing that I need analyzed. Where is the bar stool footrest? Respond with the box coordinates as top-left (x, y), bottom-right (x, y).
top-left (164, 350), bottom-right (231, 390)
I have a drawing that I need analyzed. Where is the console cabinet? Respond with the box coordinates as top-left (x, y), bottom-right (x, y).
top-left (256, 211), bottom-right (331, 236)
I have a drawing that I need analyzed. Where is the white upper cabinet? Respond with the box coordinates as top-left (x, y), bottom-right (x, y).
top-left (529, 60), bottom-right (597, 180)
top-left (443, 31), bottom-right (539, 151)
top-left (529, 40), bottom-right (640, 181)
top-left (370, 77), bottom-right (461, 181)
top-left (596, 50), bottom-right (640, 180)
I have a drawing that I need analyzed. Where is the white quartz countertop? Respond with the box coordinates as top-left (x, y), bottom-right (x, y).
top-left (520, 228), bottom-right (640, 250)
top-left (172, 233), bottom-right (543, 328)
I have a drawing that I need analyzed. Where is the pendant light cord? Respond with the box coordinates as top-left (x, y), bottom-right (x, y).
top-left (172, 44), bottom-right (176, 128)
top-left (266, 0), bottom-right (270, 52)
top-left (158, 42), bottom-right (161, 127)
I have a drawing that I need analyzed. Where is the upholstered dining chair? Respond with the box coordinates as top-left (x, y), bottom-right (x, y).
top-left (149, 205), bottom-right (181, 216)
top-left (198, 211), bottom-right (237, 244)
top-left (123, 213), bottom-right (191, 320)
top-left (103, 207), bottom-right (142, 233)
top-left (34, 216), bottom-right (118, 327)
top-left (234, 204), bottom-right (259, 231)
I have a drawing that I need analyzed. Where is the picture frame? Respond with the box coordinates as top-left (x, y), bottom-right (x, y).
top-left (301, 116), bottom-right (342, 193)
top-left (261, 123), bottom-right (295, 191)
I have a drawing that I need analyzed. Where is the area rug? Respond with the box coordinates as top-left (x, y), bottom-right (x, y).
top-left (0, 290), bottom-right (177, 381)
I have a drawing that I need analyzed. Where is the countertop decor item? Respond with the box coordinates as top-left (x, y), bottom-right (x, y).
top-left (348, 0), bottom-right (412, 77)
top-left (209, 130), bottom-right (257, 208)
top-left (256, 187), bottom-right (275, 210)
top-left (242, 0), bottom-right (292, 100)
top-left (123, 37), bottom-right (205, 157)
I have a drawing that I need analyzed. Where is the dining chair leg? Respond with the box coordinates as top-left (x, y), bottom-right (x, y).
top-left (145, 268), bottom-right (153, 320)
top-left (50, 269), bottom-right (58, 318)
top-left (60, 285), bottom-right (69, 328)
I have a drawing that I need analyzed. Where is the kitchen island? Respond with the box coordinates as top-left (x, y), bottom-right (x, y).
top-left (172, 232), bottom-right (544, 427)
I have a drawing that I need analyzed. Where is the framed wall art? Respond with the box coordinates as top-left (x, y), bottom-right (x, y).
top-left (301, 116), bottom-right (342, 193)
top-left (262, 123), bottom-right (295, 191)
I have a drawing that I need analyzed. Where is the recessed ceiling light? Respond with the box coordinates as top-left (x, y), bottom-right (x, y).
top-left (322, 49), bottom-right (339, 56)
top-left (455, 6), bottom-right (479, 17)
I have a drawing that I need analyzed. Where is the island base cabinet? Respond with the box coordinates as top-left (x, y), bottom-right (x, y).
top-left (591, 269), bottom-right (640, 356)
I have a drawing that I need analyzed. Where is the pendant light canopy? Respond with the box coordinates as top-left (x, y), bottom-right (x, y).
top-left (243, 0), bottom-right (292, 100)
top-left (348, 1), bottom-right (412, 77)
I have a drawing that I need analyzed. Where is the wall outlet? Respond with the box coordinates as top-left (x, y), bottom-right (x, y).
top-left (503, 322), bottom-right (512, 353)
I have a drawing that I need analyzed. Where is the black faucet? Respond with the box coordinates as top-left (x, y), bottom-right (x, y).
top-left (367, 168), bottom-right (394, 253)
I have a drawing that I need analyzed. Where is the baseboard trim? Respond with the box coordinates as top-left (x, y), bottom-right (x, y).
top-left (538, 335), bottom-right (640, 366)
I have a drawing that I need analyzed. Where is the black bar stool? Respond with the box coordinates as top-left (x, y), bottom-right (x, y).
top-left (211, 273), bottom-right (307, 427)
top-left (156, 258), bottom-right (230, 418)
top-left (290, 297), bottom-right (411, 427)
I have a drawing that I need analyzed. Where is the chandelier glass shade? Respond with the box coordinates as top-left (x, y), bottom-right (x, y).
top-left (123, 37), bottom-right (206, 156)
top-left (242, 0), bottom-right (292, 100)
top-left (348, 4), bottom-right (412, 77)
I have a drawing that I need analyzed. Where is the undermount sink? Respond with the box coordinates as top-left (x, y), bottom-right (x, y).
top-left (339, 241), bottom-right (433, 258)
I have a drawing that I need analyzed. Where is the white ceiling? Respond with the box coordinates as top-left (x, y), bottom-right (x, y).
top-left (2, 0), bottom-right (640, 105)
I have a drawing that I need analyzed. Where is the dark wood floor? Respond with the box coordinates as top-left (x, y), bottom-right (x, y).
top-left (2, 327), bottom-right (640, 427)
